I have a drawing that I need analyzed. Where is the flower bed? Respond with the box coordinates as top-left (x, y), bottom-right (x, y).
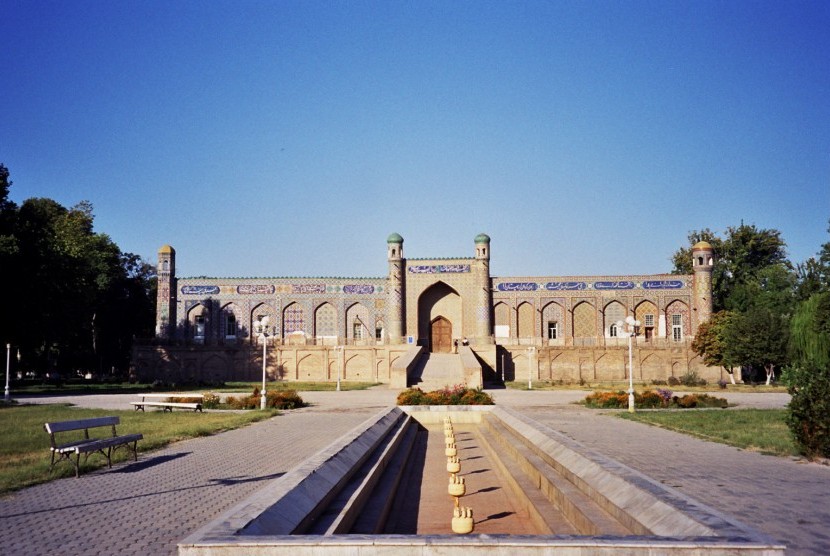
top-left (397, 384), bottom-right (494, 406)
top-left (584, 389), bottom-right (727, 409)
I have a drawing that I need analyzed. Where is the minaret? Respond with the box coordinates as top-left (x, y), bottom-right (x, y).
top-left (156, 245), bottom-right (177, 339)
top-left (692, 241), bottom-right (715, 329)
top-left (474, 233), bottom-right (492, 343)
top-left (386, 233), bottom-right (405, 344)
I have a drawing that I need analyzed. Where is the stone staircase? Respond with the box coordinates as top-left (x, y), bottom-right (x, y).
top-left (407, 353), bottom-right (465, 390)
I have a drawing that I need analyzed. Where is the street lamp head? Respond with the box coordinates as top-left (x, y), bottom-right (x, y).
top-left (625, 316), bottom-right (636, 326)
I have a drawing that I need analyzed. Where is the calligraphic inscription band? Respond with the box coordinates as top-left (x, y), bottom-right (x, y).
top-left (593, 281), bottom-right (636, 290)
top-left (181, 285), bottom-right (220, 295)
top-left (642, 280), bottom-right (684, 289)
top-left (237, 285), bottom-right (275, 295)
top-left (497, 282), bottom-right (539, 292)
top-left (343, 285), bottom-right (375, 294)
top-left (292, 284), bottom-right (326, 294)
top-left (408, 264), bottom-right (471, 274)
top-left (545, 281), bottom-right (588, 291)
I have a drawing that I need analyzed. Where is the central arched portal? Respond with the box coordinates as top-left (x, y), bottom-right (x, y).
top-left (431, 316), bottom-right (453, 353)
top-left (418, 281), bottom-right (462, 351)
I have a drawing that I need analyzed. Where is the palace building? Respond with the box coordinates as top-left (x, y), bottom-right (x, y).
top-left (133, 234), bottom-right (719, 387)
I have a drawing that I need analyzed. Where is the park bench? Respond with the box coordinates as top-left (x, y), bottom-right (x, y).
top-left (43, 416), bottom-right (143, 478)
top-left (130, 393), bottom-right (203, 412)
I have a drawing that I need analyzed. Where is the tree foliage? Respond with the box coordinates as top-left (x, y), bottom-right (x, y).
top-left (0, 165), bottom-right (156, 377)
top-left (671, 222), bottom-right (789, 312)
top-left (691, 311), bottom-right (737, 373)
top-left (784, 292), bottom-right (830, 459)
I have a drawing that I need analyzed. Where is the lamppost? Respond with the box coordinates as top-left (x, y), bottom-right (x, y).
top-left (615, 316), bottom-right (640, 413)
top-left (335, 345), bottom-right (343, 392)
top-left (254, 317), bottom-right (272, 410)
top-left (4, 344), bottom-right (10, 402)
top-left (527, 347), bottom-right (535, 390)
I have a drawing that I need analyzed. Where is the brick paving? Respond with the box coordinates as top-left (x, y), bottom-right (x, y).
top-left (3, 388), bottom-right (827, 555)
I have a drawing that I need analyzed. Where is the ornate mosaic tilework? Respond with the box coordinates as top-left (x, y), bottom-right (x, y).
top-left (517, 303), bottom-right (535, 337)
top-left (315, 303), bottom-right (337, 336)
top-left (635, 301), bottom-right (658, 333)
top-left (666, 300), bottom-right (690, 340)
top-left (283, 304), bottom-right (305, 334)
top-left (604, 301), bottom-right (626, 332)
top-left (494, 302), bottom-right (510, 327)
top-left (573, 302), bottom-right (596, 338)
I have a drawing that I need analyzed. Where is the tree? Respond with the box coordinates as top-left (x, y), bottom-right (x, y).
top-left (1, 165), bottom-right (156, 377)
top-left (691, 311), bottom-right (738, 384)
top-left (723, 305), bottom-right (789, 385)
top-left (784, 292), bottom-right (830, 458)
top-left (671, 222), bottom-right (789, 312)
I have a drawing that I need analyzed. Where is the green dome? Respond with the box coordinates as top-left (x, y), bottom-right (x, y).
top-left (387, 232), bottom-right (404, 244)
top-left (474, 233), bottom-right (491, 244)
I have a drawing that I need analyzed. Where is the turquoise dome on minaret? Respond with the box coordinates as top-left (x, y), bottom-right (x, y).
top-left (387, 232), bottom-right (404, 244)
top-left (474, 233), bottom-right (490, 244)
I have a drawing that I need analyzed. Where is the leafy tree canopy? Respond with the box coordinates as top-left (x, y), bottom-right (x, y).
top-left (0, 164), bottom-right (156, 376)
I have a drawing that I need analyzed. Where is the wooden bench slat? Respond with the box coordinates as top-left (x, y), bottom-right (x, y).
top-left (44, 416), bottom-right (120, 434)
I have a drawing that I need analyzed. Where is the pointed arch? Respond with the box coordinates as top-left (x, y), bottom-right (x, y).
top-left (187, 302), bottom-right (210, 344)
top-left (221, 302), bottom-right (242, 340)
top-left (314, 302), bottom-right (337, 342)
top-left (635, 300), bottom-right (658, 341)
top-left (494, 302), bottom-right (510, 339)
top-left (666, 299), bottom-right (690, 342)
top-left (346, 302), bottom-right (371, 344)
top-left (417, 281), bottom-right (461, 344)
top-left (282, 302), bottom-right (304, 338)
top-left (517, 302), bottom-right (535, 340)
top-left (603, 300), bottom-right (626, 338)
top-left (251, 302), bottom-right (277, 344)
top-left (541, 301), bottom-right (564, 342)
top-left (572, 301), bottom-right (596, 342)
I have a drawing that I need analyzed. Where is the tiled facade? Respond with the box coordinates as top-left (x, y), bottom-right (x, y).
top-left (134, 235), bottom-right (718, 385)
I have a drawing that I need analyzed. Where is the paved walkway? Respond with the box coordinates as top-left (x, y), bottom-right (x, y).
top-left (3, 388), bottom-right (827, 555)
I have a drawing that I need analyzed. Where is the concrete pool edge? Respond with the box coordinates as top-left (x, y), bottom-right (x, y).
top-left (178, 405), bottom-right (784, 555)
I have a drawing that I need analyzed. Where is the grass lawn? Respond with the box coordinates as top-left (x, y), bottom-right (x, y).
top-left (617, 409), bottom-right (797, 457)
top-left (0, 403), bottom-right (278, 495)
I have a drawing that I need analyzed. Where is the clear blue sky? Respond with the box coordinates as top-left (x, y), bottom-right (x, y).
top-left (3, 1), bottom-right (828, 279)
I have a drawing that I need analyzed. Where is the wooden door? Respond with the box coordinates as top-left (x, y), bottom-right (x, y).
top-left (431, 317), bottom-right (452, 353)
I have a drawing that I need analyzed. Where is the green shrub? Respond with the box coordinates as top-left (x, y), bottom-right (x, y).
top-left (667, 376), bottom-right (681, 386)
top-left (783, 364), bottom-right (830, 459)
